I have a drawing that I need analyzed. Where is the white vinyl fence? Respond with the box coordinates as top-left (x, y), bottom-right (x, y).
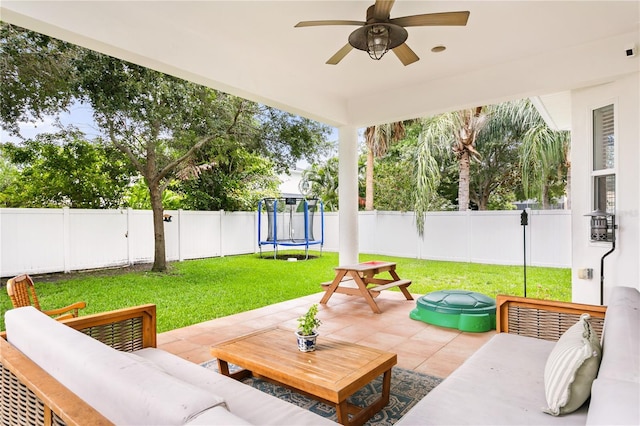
top-left (0, 208), bottom-right (570, 277)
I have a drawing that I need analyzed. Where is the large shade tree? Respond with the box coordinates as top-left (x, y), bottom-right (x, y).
top-left (1, 22), bottom-right (332, 272)
top-left (76, 54), bottom-right (263, 271)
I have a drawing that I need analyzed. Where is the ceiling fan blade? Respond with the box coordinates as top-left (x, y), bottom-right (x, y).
top-left (326, 44), bottom-right (354, 65)
top-left (390, 11), bottom-right (470, 27)
top-left (393, 43), bottom-right (419, 66)
top-left (372, 0), bottom-right (395, 20)
top-left (295, 20), bottom-right (364, 28)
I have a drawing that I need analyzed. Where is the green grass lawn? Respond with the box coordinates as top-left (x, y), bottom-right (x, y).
top-left (1, 252), bottom-right (570, 333)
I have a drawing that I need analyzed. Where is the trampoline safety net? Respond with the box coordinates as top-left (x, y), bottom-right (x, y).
top-left (258, 197), bottom-right (324, 258)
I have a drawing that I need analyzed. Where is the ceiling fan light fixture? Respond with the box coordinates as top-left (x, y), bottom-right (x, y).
top-left (349, 23), bottom-right (408, 61)
top-left (367, 25), bottom-right (390, 60)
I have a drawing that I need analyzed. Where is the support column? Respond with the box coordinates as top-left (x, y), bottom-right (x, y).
top-left (338, 125), bottom-right (359, 265)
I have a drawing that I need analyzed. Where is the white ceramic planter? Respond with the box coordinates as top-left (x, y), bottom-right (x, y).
top-left (295, 330), bottom-right (318, 352)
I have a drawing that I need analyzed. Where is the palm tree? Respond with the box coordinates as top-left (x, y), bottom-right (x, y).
top-left (415, 107), bottom-right (487, 212)
top-left (481, 99), bottom-right (570, 209)
top-left (363, 122), bottom-right (406, 210)
top-left (521, 125), bottom-right (571, 209)
top-left (414, 120), bottom-right (446, 234)
top-left (413, 99), bottom-right (566, 232)
top-left (451, 107), bottom-right (488, 211)
top-left (299, 158), bottom-right (340, 211)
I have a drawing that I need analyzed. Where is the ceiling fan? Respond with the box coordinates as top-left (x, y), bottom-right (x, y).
top-left (294, 0), bottom-right (469, 66)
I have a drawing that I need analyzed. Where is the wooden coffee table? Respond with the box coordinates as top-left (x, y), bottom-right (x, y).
top-left (210, 327), bottom-right (397, 426)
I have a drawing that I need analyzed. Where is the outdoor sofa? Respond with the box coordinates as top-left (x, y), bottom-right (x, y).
top-left (0, 304), bottom-right (336, 425)
top-left (396, 285), bottom-right (639, 425)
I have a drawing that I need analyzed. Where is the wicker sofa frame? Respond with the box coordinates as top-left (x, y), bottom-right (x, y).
top-left (0, 304), bottom-right (156, 426)
top-left (496, 294), bottom-right (607, 341)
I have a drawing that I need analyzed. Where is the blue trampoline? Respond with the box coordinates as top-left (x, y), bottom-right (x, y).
top-left (258, 197), bottom-right (324, 259)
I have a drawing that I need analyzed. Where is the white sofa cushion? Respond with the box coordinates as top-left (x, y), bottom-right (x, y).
top-left (134, 347), bottom-right (337, 425)
top-left (586, 378), bottom-right (640, 425)
top-left (543, 314), bottom-right (602, 416)
top-left (5, 307), bottom-right (226, 425)
top-left (598, 286), bottom-right (640, 384)
top-left (396, 333), bottom-right (589, 425)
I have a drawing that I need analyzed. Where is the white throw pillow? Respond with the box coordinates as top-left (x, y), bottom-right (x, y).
top-left (543, 313), bottom-right (602, 416)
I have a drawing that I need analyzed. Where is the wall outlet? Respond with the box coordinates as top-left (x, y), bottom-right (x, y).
top-left (578, 268), bottom-right (593, 280)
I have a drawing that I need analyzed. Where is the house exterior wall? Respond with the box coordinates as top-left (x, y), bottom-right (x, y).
top-left (570, 72), bottom-right (640, 304)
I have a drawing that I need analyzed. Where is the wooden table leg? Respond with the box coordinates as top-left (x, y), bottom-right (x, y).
top-left (320, 269), bottom-right (348, 305)
top-left (216, 358), bottom-right (252, 381)
top-left (336, 400), bottom-right (350, 425)
top-left (390, 269), bottom-right (414, 300)
top-left (217, 358), bottom-right (231, 376)
top-left (381, 368), bottom-right (392, 405)
top-left (351, 272), bottom-right (382, 314)
top-left (338, 367), bottom-right (393, 426)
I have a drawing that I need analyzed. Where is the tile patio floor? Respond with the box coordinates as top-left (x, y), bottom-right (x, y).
top-left (158, 290), bottom-right (495, 379)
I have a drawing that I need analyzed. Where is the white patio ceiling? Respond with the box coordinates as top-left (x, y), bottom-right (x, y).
top-left (2, 1), bottom-right (638, 128)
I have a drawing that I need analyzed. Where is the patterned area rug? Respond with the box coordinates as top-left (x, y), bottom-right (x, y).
top-left (200, 360), bottom-right (442, 426)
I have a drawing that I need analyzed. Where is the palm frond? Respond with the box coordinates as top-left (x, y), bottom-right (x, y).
top-left (414, 130), bottom-right (442, 235)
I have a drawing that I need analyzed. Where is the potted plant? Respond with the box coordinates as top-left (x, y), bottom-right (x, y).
top-left (295, 304), bottom-right (322, 352)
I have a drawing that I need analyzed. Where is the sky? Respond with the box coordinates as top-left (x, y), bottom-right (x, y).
top-left (1, 102), bottom-right (99, 144)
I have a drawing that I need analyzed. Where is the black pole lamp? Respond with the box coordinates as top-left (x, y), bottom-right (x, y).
top-left (585, 210), bottom-right (616, 305)
top-left (521, 210), bottom-right (528, 297)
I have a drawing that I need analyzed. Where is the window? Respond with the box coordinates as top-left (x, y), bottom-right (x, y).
top-left (593, 174), bottom-right (615, 214)
top-left (591, 104), bottom-right (615, 240)
top-left (592, 104), bottom-right (615, 172)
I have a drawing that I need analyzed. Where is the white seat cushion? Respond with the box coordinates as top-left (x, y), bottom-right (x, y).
top-left (586, 378), bottom-right (640, 425)
top-left (5, 307), bottom-right (226, 425)
top-left (396, 333), bottom-right (589, 425)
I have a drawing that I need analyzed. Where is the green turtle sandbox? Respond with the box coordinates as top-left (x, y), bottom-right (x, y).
top-left (410, 290), bottom-right (496, 332)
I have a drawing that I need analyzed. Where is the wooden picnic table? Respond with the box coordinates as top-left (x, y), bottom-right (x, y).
top-left (319, 261), bottom-right (413, 313)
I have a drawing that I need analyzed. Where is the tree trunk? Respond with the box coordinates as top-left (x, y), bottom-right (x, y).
top-left (478, 188), bottom-right (489, 211)
top-left (365, 149), bottom-right (374, 211)
top-left (458, 150), bottom-right (470, 211)
top-left (149, 181), bottom-right (167, 272)
top-left (541, 183), bottom-right (550, 209)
